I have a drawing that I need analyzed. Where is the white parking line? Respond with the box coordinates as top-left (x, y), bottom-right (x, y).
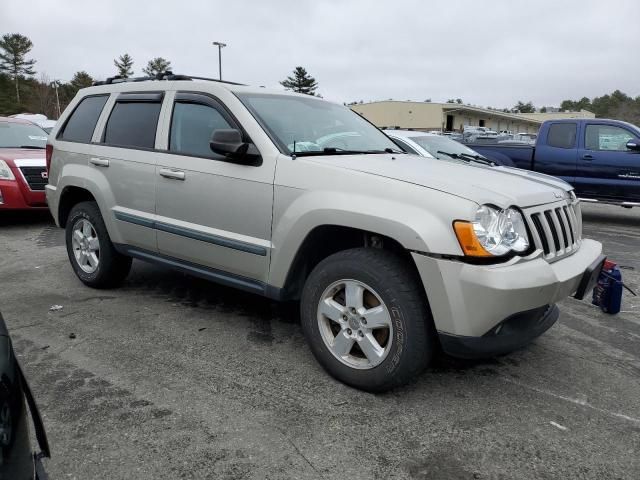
top-left (500, 376), bottom-right (640, 426)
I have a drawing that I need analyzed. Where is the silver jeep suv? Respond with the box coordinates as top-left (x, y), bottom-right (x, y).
top-left (45, 73), bottom-right (605, 392)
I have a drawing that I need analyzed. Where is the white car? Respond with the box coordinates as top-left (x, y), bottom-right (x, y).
top-left (10, 113), bottom-right (56, 133)
top-left (384, 129), bottom-right (495, 164)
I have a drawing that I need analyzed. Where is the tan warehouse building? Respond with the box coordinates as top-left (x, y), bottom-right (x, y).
top-left (350, 101), bottom-right (594, 134)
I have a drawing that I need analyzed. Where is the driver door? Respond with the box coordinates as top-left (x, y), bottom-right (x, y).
top-left (576, 123), bottom-right (640, 202)
top-left (154, 91), bottom-right (275, 286)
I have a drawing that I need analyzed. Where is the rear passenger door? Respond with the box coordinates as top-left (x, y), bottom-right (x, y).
top-left (576, 123), bottom-right (640, 201)
top-left (154, 92), bottom-right (274, 286)
top-left (90, 92), bottom-right (163, 252)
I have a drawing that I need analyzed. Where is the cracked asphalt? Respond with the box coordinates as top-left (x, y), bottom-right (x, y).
top-left (0, 203), bottom-right (638, 480)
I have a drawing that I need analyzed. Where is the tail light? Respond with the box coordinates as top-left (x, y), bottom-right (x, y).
top-left (45, 144), bottom-right (53, 174)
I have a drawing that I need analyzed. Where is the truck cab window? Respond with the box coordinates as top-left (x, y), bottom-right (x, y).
top-left (547, 123), bottom-right (577, 149)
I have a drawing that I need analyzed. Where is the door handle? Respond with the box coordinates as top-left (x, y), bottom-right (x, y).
top-left (582, 154), bottom-right (594, 161)
top-left (159, 168), bottom-right (186, 180)
top-left (89, 157), bottom-right (109, 167)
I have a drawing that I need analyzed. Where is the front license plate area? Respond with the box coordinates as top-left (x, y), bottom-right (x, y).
top-left (574, 254), bottom-right (607, 300)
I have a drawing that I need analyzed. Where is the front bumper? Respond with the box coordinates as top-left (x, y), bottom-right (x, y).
top-left (439, 304), bottom-right (559, 358)
top-left (0, 179), bottom-right (47, 210)
top-left (412, 238), bottom-right (603, 350)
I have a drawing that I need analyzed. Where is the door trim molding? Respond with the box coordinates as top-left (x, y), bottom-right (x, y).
top-left (113, 210), bottom-right (268, 256)
top-left (114, 244), bottom-right (269, 295)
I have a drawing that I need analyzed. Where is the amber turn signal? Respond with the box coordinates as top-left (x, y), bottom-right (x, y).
top-left (453, 221), bottom-right (492, 257)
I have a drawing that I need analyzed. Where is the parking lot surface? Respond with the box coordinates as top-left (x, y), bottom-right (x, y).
top-left (0, 204), bottom-right (638, 480)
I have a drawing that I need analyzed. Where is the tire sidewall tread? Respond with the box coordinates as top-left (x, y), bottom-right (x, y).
top-left (301, 248), bottom-right (434, 392)
top-left (65, 201), bottom-right (131, 289)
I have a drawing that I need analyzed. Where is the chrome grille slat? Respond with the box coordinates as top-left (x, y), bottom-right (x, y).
top-left (554, 208), bottom-right (569, 250)
top-left (543, 210), bottom-right (561, 252)
top-left (540, 211), bottom-right (558, 254)
top-left (562, 206), bottom-right (575, 245)
top-left (524, 199), bottom-right (582, 262)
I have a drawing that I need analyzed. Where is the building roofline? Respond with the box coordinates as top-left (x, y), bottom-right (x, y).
top-left (351, 100), bottom-right (548, 124)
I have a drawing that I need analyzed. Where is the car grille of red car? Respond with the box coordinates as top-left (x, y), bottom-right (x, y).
top-left (19, 167), bottom-right (48, 191)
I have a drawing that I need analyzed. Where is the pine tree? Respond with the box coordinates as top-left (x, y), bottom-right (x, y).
top-left (280, 66), bottom-right (318, 96)
top-left (143, 57), bottom-right (172, 77)
top-left (0, 33), bottom-right (37, 104)
top-left (70, 71), bottom-right (94, 89)
top-left (114, 54), bottom-right (134, 78)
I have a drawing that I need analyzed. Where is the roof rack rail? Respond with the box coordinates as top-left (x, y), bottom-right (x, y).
top-left (92, 71), bottom-right (245, 86)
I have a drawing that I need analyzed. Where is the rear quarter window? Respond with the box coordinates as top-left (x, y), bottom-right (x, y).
top-left (103, 101), bottom-right (162, 149)
top-left (59, 95), bottom-right (109, 143)
top-left (547, 123), bottom-right (577, 149)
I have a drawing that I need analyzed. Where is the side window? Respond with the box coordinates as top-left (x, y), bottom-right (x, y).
top-left (59, 95), bottom-right (108, 143)
top-left (391, 137), bottom-right (419, 155)
top-left (547, 123), bottom-right (577, 149)
top-left (585, 124), bottom-right (635, 152)
top-left (103, 99), bottom-right (162, 149)
top-left (169, 102), bottom-right (232, 158)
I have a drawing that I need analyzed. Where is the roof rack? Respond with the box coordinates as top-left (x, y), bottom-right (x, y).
top-left (93, 71), bottom-right (245, 86)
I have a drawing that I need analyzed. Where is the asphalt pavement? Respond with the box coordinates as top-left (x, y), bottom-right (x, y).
top-left (0, 203), bottom-right (638, 480)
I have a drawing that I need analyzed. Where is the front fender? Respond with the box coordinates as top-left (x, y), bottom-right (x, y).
top-left (268, 186), bottom-right (476, 288)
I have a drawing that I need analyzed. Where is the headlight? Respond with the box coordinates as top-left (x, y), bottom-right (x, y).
top-left (0, 160), bottom-right (15, 180)
top-left (454, 205), bottom-right (530, 257)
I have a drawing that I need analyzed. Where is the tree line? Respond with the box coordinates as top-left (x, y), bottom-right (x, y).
top-left (0, 33), bottom-right (177, 118)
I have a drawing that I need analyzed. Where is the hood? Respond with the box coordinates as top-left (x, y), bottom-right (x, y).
top-left (0, 148), bottom-right (46, 167)
top-left (306, 153), bottom-right (572, 208)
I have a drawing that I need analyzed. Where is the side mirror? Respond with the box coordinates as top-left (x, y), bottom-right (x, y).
top-left (626, 138), bottom-right (640, 152)
top-left (210, 129), bottom-right (261, 165)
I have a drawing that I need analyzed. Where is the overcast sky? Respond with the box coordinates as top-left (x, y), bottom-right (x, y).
top-left (2, 0), bottom-right (638, 108)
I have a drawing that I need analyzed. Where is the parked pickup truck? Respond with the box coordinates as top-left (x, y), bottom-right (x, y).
top-left (469, 119), bottom-right (640, 207)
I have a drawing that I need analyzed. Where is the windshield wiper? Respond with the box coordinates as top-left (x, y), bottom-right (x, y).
top-left (457, 152), bottom-right (496, 166)
top-left (293, 147), bottom-right (404, 157)
top-left (18, 145), bottom-right (46, 149)
top-left (436, 150), bottom-right (495, 166)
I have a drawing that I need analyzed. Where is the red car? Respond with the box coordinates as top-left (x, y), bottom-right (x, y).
top-left (0, 116), bottom-right (49, 210)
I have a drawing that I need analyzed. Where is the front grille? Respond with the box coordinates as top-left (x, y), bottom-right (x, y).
top-left (19, 166), bottom-right (47, 191)
top-left (525, 200), bottom-right (582, 261)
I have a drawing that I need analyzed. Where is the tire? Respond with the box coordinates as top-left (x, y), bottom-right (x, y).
top-left (300, 248), bottom-right (435, 392)
top-left (65, 201), bottom-right (132, 288)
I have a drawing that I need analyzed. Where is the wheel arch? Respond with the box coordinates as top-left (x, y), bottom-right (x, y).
top-left (58, 186), bottom-right (97, 227)
top-left (275, 224), bottom-right (421, 301)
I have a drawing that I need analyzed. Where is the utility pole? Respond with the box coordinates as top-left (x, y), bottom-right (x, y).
top-left (212, 41), bottom-right (227, 80)
top-left (52, 81), bottom-right (61, 118)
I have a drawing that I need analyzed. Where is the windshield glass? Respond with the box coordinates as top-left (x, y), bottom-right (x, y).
top-left (0, 121), bottom-right (48, 148)
top-left (237, 93), bottom-right (401, 155)
top-left (410, 135), bottom-right (483, 159)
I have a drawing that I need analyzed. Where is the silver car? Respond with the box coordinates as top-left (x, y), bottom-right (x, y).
top-left (45, 74), bottom-right (605, 392)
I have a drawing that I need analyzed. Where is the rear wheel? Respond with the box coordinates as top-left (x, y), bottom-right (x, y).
top-left (65, 201), bottom-right (131, 288)
top-left (301, 248), bottom-right (435, 392)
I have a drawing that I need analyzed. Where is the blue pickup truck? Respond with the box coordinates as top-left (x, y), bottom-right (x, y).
top-left (470, 119), bottom-right (640, 207)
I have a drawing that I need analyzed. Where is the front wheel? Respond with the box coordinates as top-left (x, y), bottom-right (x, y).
top-left (65, 201), bottom-right (132, 288)
top-left (300, 248), bottom-right (435, 392)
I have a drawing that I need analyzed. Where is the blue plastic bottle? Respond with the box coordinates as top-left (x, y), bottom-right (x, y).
top-left (592, 261), bottom-right (623, 314)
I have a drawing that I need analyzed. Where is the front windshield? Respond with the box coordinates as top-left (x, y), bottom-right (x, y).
top-left (237, 93), bottom-right (401, 155)
top-left (0, 121), bottom-right (48, 148)
top-left (410, 135), bottom-right (482, 159)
